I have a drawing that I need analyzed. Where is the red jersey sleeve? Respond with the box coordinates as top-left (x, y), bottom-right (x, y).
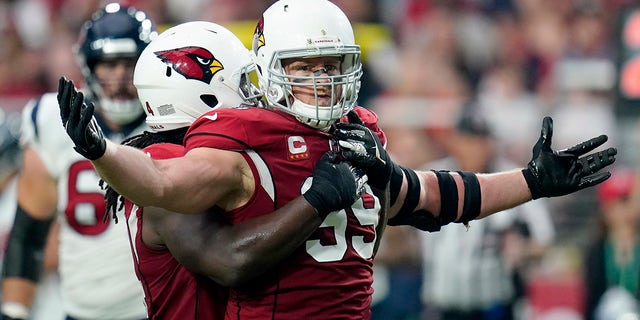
top-left (183, 109), bottom-right (252, 151)
top-left (142, 143), bottom-right (187, 159)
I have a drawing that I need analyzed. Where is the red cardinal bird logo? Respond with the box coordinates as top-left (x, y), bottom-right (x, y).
top-left (155, 46), bottom-right (223, 84)
top-left (252, 17), bottom-right (265, 54)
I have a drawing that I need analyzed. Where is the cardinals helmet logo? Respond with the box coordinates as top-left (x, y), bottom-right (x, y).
top-left (252, 17), bottom-right (265, 54)
top-left (155, 46), bottom-right (223, 84)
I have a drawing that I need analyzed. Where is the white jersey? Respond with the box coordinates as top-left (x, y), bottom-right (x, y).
top-left (20, 93), bottom-right (147, 319)
top-left (0, 176), bottom-right (64, 320)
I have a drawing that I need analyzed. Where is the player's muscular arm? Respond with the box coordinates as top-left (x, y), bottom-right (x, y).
top-left (94, 142), bottom-right (247, 214)
top-left (339, 116), bottom-right (616, 231)
top-left (147, 197), bottom-right (322, 287)
top-left (2, 148), bottom-right (56, 319)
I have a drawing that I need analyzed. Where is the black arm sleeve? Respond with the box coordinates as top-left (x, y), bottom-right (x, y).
top-left (387, 169), bottom-right (482, 232)
top-left (387, 166), bottom-right (442, 232)
top-left (456, 171), bottom-right (481, 224)
top-left (2, 205), bottom-right (53, 282)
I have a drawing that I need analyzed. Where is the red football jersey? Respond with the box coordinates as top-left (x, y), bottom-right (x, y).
top-left (124, 143), bottom-right (228, 320)
top-left (185, 107), bottom-right (385, 320)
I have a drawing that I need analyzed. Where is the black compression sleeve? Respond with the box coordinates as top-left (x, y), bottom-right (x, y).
top-left (387, 167), bottom-right (441, 231)
top-left (456, 171), bottom-right (482, 223)
top-left (2, 205), bottom-right (53, 282)
top-left (388, 163), bottom-right (404, 206)
top-left (432, 170), bottom-right (458, 225)
top-left (396, 166), bottom-right (420, 217)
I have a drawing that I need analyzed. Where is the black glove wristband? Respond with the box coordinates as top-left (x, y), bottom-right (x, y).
top-left (522, 168), bottom-right (543, 199)
top-left (303, 191), bottom-right (332, 220)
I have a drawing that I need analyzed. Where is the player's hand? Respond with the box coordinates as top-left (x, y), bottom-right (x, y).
top-left (303, 152), bottom-right (367, 219)
top-left (522, 116), bottom-right (617, 199)
top-left (57, 76), bottom-right (106, 160)
top-left (331, 111), bottom-right (392, 189)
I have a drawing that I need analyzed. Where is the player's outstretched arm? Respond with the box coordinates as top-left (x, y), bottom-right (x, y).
top-left (57, 77), bottom-right (244, 213)
top-left (336, 115), bottom-right (617, 232)
top-left (147, 151), bottom-right (366, 286)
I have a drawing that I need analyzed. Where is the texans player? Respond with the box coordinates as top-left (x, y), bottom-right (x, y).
top-left (1, 4), bottom-right (155, 320)
top-left (58, 1), bottom-right (616, 319)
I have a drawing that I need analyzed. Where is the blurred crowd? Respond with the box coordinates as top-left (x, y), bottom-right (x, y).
top-left (2, 0), bottom-right (640, 319)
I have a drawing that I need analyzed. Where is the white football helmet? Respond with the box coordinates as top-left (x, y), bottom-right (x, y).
top-left (252, 0), bottom-right (362, 129)
top-left (134, 21), bottom-right (262, 132)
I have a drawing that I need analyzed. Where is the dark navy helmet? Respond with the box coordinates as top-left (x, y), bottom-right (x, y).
top-left (77, 2), bottom-right (155, 73)
top-left (0, 108), bottom-right (22, 178)
top-left (75, 2), bottom-right (157, 125)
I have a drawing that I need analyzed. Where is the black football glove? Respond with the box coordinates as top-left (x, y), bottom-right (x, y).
top-left (57, 76), bottom-right (106, 160)
top-left (303, 152), bottom-right (367, 219)
top-left (522, 116), bottom-right (617, 199)
top-left (331, 111), bottom-right (392, 190)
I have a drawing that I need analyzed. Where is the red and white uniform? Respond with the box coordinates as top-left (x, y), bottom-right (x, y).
top-left (124, 143), bottom-right (228, 320)
top-left (185, 106), bottom-right (385, 320)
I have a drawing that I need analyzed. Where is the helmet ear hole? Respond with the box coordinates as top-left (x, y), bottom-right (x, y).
top-left (267, 84), bottom-right (284, 103)
top-left (200, 94), bottom-right (219, 108)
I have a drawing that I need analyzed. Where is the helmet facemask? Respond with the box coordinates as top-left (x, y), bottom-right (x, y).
top-left (263, 47), bottom-right (362, 129)
top-left (252, 0), bottom-right (364, 129)
top-left (85, 56), bottom-right (144, 125)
